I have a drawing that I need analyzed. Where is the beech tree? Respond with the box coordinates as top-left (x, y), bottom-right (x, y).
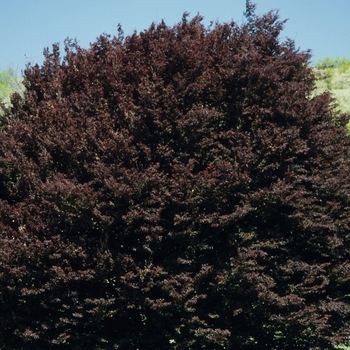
top-left (0, 2), bottom-right (350, 349)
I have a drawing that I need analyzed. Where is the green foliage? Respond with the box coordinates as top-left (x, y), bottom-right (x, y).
top-left (315, 57), bottom-right (350, 74)
top-left (0, 3), bottom-right (350, 349)
top-left (0, 68), bottom-right (25, 111)
top-left (312, 57), bottom-right (350, 115)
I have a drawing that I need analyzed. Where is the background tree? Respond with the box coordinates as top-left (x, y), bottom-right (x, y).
top-left (0, 68), bottom-right (24, 109)
top-left (312, 57), bottom-right (350, 114)
top-left (0, 2), bottom-right (350, 349)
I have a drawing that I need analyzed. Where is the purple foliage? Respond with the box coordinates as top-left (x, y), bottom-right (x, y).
top-left (0, 2), bottom-right (349, 349)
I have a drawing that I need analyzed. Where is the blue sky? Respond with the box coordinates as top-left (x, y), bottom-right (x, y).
top-left (1, 0), bottom-right (350, 75)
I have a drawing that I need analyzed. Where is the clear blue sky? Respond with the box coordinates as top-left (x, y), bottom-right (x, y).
top-left (1, 0), bottom-right (350, 75)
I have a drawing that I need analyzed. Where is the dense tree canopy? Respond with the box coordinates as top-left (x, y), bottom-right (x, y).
top-left (1, 2), bottom-right (350, 349)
